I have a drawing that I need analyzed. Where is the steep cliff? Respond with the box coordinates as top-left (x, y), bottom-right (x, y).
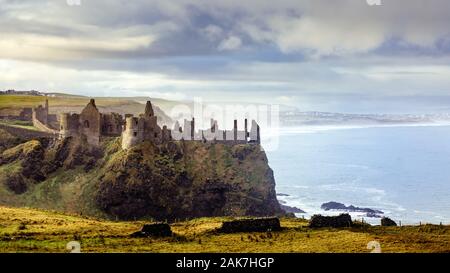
top-left (0, 137), bottom-right (283, 221)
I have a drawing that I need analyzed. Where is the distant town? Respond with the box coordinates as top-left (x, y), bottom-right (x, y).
top-left (0, 90), bottom-right (49, 96)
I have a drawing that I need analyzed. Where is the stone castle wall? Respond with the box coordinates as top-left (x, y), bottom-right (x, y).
top-left (0, 123), bottom-right (55, 139)
top-left (32, 99), bottom-right (59, 132)
top-left (32, 117), bottom-right (58, 134)
top-left (60, 113), bottom-right (80, 138)
top-left (79, 99), bottom-right (102, 146)
top-left (121, 116), bottom-right (140, 149)
top-left (58, 99), bottom-right (261, 149)
top-left (171, 118), bottom-right (260, 145)
top-left (102, 113), bottom-right (123, 136)
top-left (0, 108), bottom-right (32, 121)
top-left (60, 99), bottom-right (124, 147)
top-left (121, 101), bottom-right (166, 149)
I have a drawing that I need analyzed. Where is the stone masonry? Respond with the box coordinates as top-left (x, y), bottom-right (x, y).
top-left (59, 98), bottom-right (261, 149)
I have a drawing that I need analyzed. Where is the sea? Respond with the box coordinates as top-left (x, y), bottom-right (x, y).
top-left (265, 124), bottom-right (450, 225)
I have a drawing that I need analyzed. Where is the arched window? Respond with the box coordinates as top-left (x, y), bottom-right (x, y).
top-left (84, 120), bottom-right (90, 128)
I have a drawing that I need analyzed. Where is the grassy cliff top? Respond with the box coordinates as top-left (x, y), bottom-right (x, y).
top-left (1, 206), bottom-right (449, 253)
top-left (0, 95), bottom-right (139, 109)
top-left (0, 95), bottom-right (173, 125)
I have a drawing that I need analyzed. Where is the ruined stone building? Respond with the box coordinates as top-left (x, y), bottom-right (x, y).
top-left (121, 101), bottom-right (171, 149)
top-left (60, 99), bottom-right (124, 146)
top-left (121, 101), bottom-right (261, 149)
top-left (0, 107), bottom-right (33, 121)
top-left (58, 98), bottom-right (261, 149)
top-left (0, 99), bottom-right (58, 133)
top-left (32, 99), bottom-right (59, 133)
top-left (171, 118), bottom-right (260, 144)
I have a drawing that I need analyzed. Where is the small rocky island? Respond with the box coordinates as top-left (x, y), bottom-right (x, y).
top-left (321, 201), bottom-right (384, 218)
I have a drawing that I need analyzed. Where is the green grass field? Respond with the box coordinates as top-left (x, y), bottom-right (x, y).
top-left (0, 206), bottom-right (449, 253)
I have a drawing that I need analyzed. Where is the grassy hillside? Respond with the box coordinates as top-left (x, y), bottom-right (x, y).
top-left (0, 137), bottom-right (115, 218)
top-left (0, 206), bottom-right (449, 253)
top-left (0, 95), bottom-right (137, 108)
top-left (0, 95), bottom-right (173, 125)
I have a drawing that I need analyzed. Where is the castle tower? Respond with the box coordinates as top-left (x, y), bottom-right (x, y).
top-left (144, 101), bottom-right (154, 117)
top-left (80, 99), bottom-right (101, 146)
top-left (59, 113), bottom-right (79, 139)
top-left (122, 116), bottom-right (141, 149)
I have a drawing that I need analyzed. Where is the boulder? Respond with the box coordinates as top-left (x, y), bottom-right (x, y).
top-left (381, 217), bottom-right (397, 227)
top-left (131, 223), bottom-right (173, 237)
top-left (219, 218), bottom-right (282, 233)
top-left (309, 214), bottom-right (353, 228)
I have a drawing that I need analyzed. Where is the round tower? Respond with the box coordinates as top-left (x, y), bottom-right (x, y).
top-left (122, 116), bottom-right (141, 149)
top-left (59, 113), bottom-right (79, 139)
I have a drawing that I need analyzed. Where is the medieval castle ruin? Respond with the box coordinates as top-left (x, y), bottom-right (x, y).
top-left (60, 99), bottom-right (124, 146)
top-left (58, 99), bottom-right (261, 149)
top-left (0, 98), bottom-right (59, 134)
top-left (32, 99), bottom-right (59, 134)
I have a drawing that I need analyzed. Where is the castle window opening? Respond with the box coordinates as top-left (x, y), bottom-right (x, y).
top-left (84, 120), bottom-right (90, 128)
top-left (134, 132), bottom-right (137, 137)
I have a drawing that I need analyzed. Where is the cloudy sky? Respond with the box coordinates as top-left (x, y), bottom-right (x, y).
top-left (1, 0), bottom-right (450, 113)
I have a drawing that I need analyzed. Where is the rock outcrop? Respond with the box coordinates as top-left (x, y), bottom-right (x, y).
top-left (321, 201), bottom-right (383, 216)
top-left (309, 214), bottom-right (353, 228)
top-left (381, 217), bottom-right (397, 227)
top-left (280, 205), bottom-right (305, 214)
top-left (131, 223), bottom-right (173, 237)
top-left (95, 141), bottom-right (282, 221)
top-left (219, 218), bottom-right (282, 233)
top-left (0, 137), bottom-right (283, 221)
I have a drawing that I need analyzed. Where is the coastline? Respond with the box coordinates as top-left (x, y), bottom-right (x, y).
top-left (269, 124), bottom-right (450, 226)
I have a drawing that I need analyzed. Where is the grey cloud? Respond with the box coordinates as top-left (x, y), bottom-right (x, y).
top-left (2, 0), bottom-right (450, 113)
top-left (2, 0), bottom-right (450, 63)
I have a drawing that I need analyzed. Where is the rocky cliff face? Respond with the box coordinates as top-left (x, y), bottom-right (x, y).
top-left (0, 137), bottom-right (283, 221)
